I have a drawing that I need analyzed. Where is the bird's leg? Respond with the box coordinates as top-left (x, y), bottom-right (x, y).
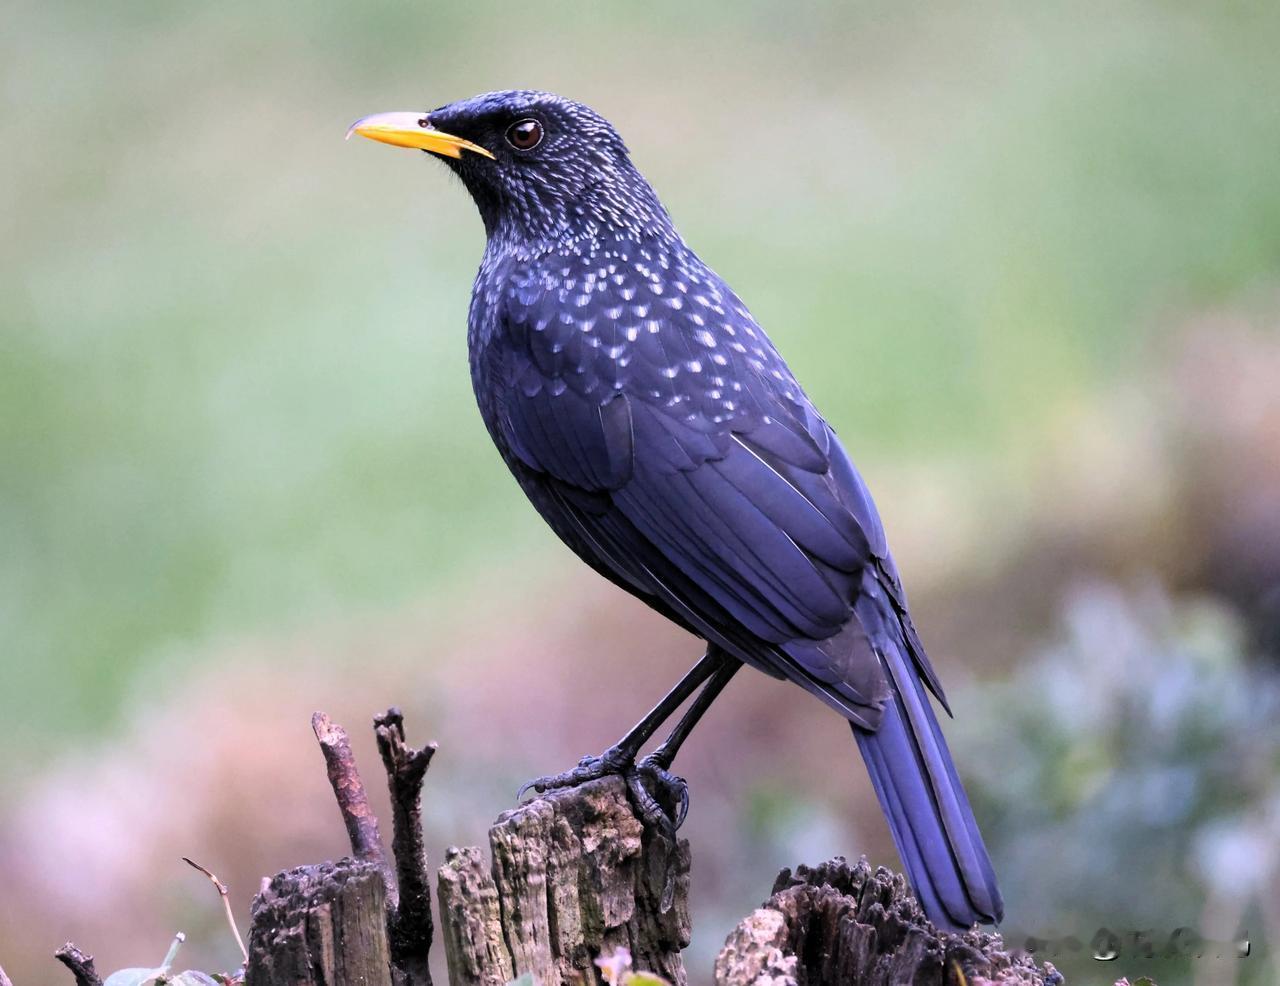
top-left (632, 656), bottom-right (743, 830)
top-left (518, 647), bottom-right (724, 801)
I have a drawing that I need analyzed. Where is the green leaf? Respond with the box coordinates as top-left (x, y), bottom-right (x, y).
top-left (623, 974), bottom-right (672, 986)
top-left (505, 974), bottom-right (538, 986)
top-left (102, 969), bottom-right (166, 986)
top-left (166, 973), bottom-right (222, 986)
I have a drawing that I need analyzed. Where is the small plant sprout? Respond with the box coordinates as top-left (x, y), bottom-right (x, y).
top-left (182, 857), bottom-right (249, 965)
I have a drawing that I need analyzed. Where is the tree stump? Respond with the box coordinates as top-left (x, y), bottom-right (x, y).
top-left (44, 710), bottom-right (1074, 986)
top-left (247, 858), bottom-right (395, 986)
top-left (437, 775), bottom-right (691, 986)
top-left (715, 858), bottom-right (1061, 986)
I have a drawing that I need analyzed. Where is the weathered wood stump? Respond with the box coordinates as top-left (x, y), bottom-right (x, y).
top-left (437, 775), bottom-right (691, 986)
top-left (715, 858), bottom-right (1061, 986)
top-left (45, 709), bottom-right (1074, 986)
top-left (247, 858), bottom-right (395, 986)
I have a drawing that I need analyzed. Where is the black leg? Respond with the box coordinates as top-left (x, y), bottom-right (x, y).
top-left (634, 656), bottom-right (742, 829)
top-left (518, 646), bottom-right (725, 799)
top-left (645, 656), bottom-right (742, 771)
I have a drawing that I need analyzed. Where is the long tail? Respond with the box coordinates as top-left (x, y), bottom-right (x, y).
top-left (852, 628), bottom-right (1004, 931)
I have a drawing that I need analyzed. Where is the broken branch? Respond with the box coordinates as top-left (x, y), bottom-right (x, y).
top-left (53, 944), bottom-right (102, 986)
top-left (311, 711), bottom-right (392, 889)
top-left (374, 707), bottom-right (438, 985)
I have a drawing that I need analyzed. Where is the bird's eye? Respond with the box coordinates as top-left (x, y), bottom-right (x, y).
top-left (505, 118), bottom-right (543, 151)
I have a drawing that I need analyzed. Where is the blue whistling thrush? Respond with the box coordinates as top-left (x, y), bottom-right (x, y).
top-left (347, 90), bottom-right (1003, 931)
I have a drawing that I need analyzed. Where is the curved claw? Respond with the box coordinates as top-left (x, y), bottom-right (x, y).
top-left (672, 777), bottom-right (690, 829)
top-left (626, 769), bottom-right (678, 842)
top-left (517, 749), bottom-right (630, 803)
top-left (636, 757), bottom-right (690, 831)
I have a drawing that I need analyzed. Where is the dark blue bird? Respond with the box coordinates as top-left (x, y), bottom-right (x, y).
top-left (349, 90), bottom-right (1003, 931)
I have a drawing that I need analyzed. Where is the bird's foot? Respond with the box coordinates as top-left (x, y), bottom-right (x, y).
top-left (516, 743), bottom-right (634, 800)
top-left (517, 746), bottom-right (688, 837)
top-left (633, 755), bottom-right (690, 831)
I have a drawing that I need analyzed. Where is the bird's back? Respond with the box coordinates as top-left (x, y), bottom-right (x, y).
top-left (466, 228), bottom-right (947, 727)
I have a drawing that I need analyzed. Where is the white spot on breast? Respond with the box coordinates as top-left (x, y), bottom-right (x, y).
top-left (695, 329), bottom-right (716, 348)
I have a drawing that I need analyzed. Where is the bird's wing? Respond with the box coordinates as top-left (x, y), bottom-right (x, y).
top-left (490, 271), bottom-right (942, 723)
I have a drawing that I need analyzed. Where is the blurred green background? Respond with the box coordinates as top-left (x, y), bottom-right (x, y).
top-left (3, 1), bottom-right (1278, 984)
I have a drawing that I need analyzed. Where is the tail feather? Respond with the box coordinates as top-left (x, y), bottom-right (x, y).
top-left (853, 636), bottom-right (1003, 930)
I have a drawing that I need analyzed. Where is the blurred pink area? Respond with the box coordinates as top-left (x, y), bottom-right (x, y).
top-left (2, 319), bottom-right (1278, 984)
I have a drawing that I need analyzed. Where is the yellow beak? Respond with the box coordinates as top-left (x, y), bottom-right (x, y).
top-left (345, 111), bottom-right (495, 160)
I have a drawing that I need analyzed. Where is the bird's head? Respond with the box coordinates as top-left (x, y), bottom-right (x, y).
top-left (348, 90), bottom-right (673, 246)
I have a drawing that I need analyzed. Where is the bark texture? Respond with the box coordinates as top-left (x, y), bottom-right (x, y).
top-left (714, 857), bottom-right (1062, 986)
top-left (437, 775), bottom-right (691, 986)
top-left (246, 858), bottom-right (395, 986)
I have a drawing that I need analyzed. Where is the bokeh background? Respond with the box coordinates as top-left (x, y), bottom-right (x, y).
top-left (3, 1), bottom-right (1279, 984)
